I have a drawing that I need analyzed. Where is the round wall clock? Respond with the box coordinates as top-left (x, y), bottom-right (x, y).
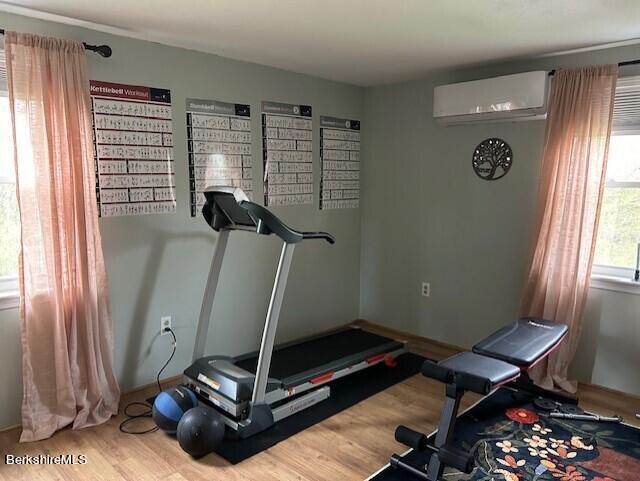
top-left (472, 138), bottom-right (513, 181)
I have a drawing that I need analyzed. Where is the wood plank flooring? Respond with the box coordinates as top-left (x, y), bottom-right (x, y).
top-left (1, 321), bottom-right (638, 481)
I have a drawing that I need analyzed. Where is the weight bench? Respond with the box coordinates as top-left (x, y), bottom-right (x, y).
top-left (390, 318), bottom-right (568, 481)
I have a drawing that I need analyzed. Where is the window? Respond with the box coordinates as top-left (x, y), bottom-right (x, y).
top-left (592, 75), bottom-right (640, 288)
top-left (0, 48), bottom-right (20, 308)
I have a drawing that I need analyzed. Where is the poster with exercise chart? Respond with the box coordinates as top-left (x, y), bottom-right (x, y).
top-left (262, 101), bottom-right (313, 206)
top-left (186, 98), bottom-right (252, 217)
top-left (320, 116), bottom-right (360, 209)
top-left (90, 80), bottom-right (175, 217)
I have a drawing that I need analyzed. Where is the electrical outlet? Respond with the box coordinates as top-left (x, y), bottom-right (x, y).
top-left (161, 316), bottom-right (172, 335)
top-left (421, 282), bottom-right (430, 298)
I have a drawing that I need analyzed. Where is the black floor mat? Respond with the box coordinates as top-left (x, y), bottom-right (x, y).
top-left (214, 352), bottom-right (425, 464)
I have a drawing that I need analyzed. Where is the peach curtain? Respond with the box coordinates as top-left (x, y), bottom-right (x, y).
top-left (520, 65), bottom-right (618, 394)
top-left (5, 32), bottom-right (120, 442)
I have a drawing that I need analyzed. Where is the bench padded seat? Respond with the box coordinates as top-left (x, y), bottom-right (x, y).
top-left (439, 352), bottom-right (520, 392)
top-left (472, 318), bottom-right (568, 368)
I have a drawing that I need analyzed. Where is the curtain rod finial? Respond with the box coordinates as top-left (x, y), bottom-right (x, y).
top-left (82, 43), bottom-right (112, 58)
top-left (96, 45), bottom-right (112, 58)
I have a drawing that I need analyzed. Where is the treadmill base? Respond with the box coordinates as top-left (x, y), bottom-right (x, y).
top-left (216, 352), bottom-right (425, 464)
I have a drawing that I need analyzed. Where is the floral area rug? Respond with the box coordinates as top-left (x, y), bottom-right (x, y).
top-left (370, 388), bottom-right (640, 481)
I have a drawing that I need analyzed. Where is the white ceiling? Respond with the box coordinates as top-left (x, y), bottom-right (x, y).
top-left (1, 0), bottom-right (640, 86)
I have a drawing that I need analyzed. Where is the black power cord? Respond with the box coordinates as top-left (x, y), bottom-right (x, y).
top-left (156, 328), bottom-right (177, 393)
top-left (119, 327), bottom-right (177, 435)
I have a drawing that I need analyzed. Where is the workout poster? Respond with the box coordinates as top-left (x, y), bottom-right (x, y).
top-left (320, 116), bottom-right (360, 209)
top-left (90, 80), bottom-right (176, 217)
top-left (186, 98), bottom-right (252, 217)
top-left (262, 101), bottom-right (313, 206)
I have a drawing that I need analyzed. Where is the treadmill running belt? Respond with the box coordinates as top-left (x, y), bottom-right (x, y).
top-left (235, 329), bottom-right (402, 381)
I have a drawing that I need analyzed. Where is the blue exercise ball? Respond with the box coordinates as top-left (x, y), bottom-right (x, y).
top-left (152, 385), bottom-right (198, 434)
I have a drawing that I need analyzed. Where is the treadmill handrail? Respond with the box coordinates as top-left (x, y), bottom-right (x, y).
top-left (201, 187), bottom-right (336, 245)
top-left (302, 231), bottom-right (336, 244)
top-left (239, 201), bottom-right (304, 243)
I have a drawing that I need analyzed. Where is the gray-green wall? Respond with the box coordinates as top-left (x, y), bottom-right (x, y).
top-left (361, 45), bottom-right (640, 395)
top-left (1, 10), bottom-right (639, 431)
top-left (0, 11), bottom-right (363, 429)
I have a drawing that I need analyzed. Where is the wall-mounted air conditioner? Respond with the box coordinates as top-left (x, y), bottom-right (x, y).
top-left (433, 71), bottom-right (549, 125)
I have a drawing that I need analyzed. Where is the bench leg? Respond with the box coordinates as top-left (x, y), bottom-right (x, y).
top-left (511, 372), bottom-right (578, 405)
top-left (426, 384), bottom-right (463, 480)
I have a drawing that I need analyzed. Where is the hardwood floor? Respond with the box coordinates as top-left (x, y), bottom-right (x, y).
top-left (1, 321), bottom-right (638, 481)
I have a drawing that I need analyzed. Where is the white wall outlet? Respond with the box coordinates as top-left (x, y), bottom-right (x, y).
top-left (161, 316), bottom-right (172, 335)
top-left (421, 282), bottom-right (430, 298)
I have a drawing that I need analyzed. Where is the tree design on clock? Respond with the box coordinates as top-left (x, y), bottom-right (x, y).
top-left (472, 138), bottom-right (513, 180)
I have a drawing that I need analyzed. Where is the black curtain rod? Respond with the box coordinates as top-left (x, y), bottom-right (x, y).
top-left (548, 59), bottom-right (640, 76)
top-left (0, 28), bottom-right (112, 57)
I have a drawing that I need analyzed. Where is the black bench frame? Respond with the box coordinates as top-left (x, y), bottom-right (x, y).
top-left (390, 318), bottom-right (568, 481)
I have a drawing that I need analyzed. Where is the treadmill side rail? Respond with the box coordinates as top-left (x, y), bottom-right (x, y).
top-left (212, 386), bottom-right (332, 437)
top-left (281, 341), bottom-right (406, 389)
top-left (264, 346), bottom-right (406, 405)
top-left (272, 386), bottom-right (331, 422)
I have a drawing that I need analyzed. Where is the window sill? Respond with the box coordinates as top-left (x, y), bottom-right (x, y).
top-left (0, 291), bottom-right (19, 310)
top-left (590, 274), bottom-right (640, 295)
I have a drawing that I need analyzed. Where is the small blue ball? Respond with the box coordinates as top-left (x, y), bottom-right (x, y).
top-left (152, 386), bottom-right (198, 434)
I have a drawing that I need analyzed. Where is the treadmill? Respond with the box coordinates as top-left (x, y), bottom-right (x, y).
top-left (183, 187), bottom-right (406, 439)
